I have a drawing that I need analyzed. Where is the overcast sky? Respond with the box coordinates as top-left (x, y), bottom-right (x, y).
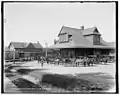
top-left (4, 2), bottom-right (116, 47)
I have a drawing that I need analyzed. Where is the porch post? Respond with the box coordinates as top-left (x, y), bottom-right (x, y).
top-left (74, 48), bottom-right (76, 58)
top-left (93, 48), bottom-right (95, 55)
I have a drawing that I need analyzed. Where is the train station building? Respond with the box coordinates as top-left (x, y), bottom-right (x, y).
top-left (49, 26), bottom-right (115, 58)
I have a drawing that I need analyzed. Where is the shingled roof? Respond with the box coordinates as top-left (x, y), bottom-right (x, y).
top-left (58, 26), bottom-right (82, 35)
top-left (32, 43), bottom-right (43, 48)
top-left (9, 42), bottom-right (27, 48)
top-left (58, 26), bottom-right (92, 45)
top-left (49, 26), bottom-right (115, 49)
top-left (82, 27), bottom-right (101, 36)
top-left (9, 42), bottom-right (43, 49)
top-left (58, 26), bottom-right (101, 36)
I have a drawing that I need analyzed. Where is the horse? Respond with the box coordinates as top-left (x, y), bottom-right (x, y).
top-left (74, 58), bottom-right (83, 67)
top-left (87, 58), bottom-right (94, 66)
top-left (54, 58), bottom-right (60, 65)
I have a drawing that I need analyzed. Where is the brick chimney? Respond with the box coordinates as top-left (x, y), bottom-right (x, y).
top-left (80, 26), bottom-right (84, 30)
top-left (37, 41), bottom-right (39, 44)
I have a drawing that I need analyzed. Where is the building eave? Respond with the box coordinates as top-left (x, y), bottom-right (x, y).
top-left (49, 43), bottom-right (115, 49)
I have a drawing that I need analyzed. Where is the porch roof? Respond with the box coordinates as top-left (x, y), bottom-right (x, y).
top-left (48, 43), bottom-right (115, 49)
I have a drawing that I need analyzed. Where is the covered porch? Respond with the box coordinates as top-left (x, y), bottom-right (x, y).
top-left (48, 43), bottom-right (115, 58)
top-left (60, 48), bottom-right (114, 58)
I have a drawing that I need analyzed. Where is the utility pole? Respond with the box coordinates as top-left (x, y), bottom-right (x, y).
top-left (45, 41), bottom-right (48, 57)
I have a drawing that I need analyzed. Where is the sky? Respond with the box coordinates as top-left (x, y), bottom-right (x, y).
top-left (4, 2), bottom-right (116, 47)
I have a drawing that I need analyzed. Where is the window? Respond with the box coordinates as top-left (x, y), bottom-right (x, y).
top-left (94, 35), bottom-right (100, 45)
top-left (68, 35), bottom-right (72, 41)
top-left (10, 44), bottom-right (15, 51)
top-left (59, 34), bottom-right (68, 43)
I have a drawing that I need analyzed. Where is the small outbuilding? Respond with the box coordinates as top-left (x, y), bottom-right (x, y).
top-left (6, 42), bottom-right (43, 60)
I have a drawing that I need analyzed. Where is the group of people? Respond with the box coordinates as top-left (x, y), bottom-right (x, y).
top-left (36, 55), bottom-right (112, 67)
top-left (37, 56), bottom-right (49, 67)
top-left (75, 57), bottom-right (97, 67)
top-left (74, 56), bottom-right (114, 66)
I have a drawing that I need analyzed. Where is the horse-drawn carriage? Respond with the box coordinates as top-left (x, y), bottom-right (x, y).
top-left (99, 55), bottom-right (115, 64)
top-left (36, 53), bottom-right (114, 67)
top-left (74, 55), bottom-right (97, 67)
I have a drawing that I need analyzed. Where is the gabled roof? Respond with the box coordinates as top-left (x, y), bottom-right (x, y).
top-left (82, 27), bottom-right (101, 36)
top-left (72, 30), bottom-right (92, 45)
top-left (58, 26), bottom-right (82, 36)
top-left (49, 26), bottom-right (115, 49)
top-left (9, 42), bottom-right (43, 49)
top-left (9, 42), bottom-right (27, 48)
top-left (58, 26), bottom-right (94, 45)
top-left (32, 43), bottom-right (43, 48)
top-left (26, 43), bottom-right (35, 48)
top-left (5, 46), bottom-right (9, 51)
top-left (58, 26), bottom-right (101, 36)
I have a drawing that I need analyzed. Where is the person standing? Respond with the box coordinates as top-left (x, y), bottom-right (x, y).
top-left (83, 57), bottom-right (87, 67)
top-left (46, 56), bottom-right (49, 64)
top-left (41, 57), bottom-right (44, 67)
top-left (37, 56), bottom-right (40, 63)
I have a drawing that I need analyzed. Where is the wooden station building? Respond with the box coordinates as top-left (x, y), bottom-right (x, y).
top-left (49, 26), bottom-right (115, 58)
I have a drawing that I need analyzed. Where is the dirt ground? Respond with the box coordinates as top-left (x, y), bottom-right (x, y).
top-left (21, 61), bottom-right (116, 76)
top-left (4, 61), bottom-right (116, 93)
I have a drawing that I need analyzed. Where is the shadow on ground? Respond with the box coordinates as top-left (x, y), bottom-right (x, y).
top-left (12, 78), bottom-right (46, 93)
top-left (40, 72), bottom-right (115, 93)
top-left (17, 68), bottom-right (48, 75)
top-left (4, 63), bottom-right (115, 93)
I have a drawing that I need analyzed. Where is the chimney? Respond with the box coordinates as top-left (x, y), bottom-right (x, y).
top-left (37, 41), bottom-right (39, 44)
top-left (54, 39), bottom-right (57, 44)
top-left (80, 26), bottom-right (84, 30)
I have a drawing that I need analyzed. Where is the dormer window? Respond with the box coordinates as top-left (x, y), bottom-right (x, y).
top-left (59, 33), bottom-right (68, 43)
top-left (68, 35), bottom-right (72, 41)
top-left (93, 35), bottom-right (100, 45)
